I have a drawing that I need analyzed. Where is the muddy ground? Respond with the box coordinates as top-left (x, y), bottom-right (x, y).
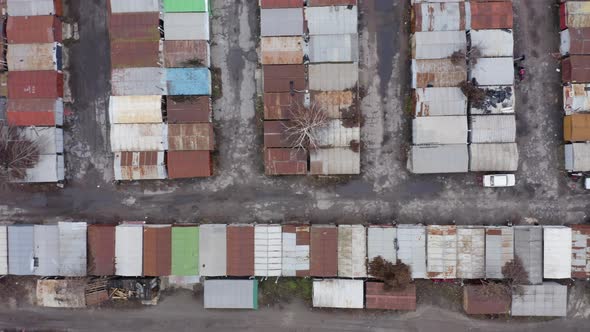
top-left (0, 0), bottom-right (587, 225)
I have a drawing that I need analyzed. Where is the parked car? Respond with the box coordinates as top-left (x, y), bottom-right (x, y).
top-left (483, 174), bottom-right (515, 187)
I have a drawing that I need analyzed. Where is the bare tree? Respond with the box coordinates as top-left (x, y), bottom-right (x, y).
top-left (368, 256), bottom-right (412, 291)
top-left (502, 255), bottom-right (529, 295)
top-left (0, 122), bottom-right (40, 185)
top-left (283, 101), bottom-right (329, 151)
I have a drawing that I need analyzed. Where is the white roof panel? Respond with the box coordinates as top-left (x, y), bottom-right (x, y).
top-left (111, 67), bottom-right (167, 96)
top-left (469, 143), bottom-right (519, 172)
top-left (309, 34), bottom-right (358, 63)
top-left (306, 6), bottom-right (358, 35)
top-left (426, 225), bottom-right (457, 279)
top-left (33, 225), bottom-right (59, 276)
top-left (14, 154), bottom-right (64, 183)
top-left (110, 123), bottom-right (168, 152)
top-left (397, 225), bottom-right (427, 279)
top-left (8, 225), bottom-right (34, 275)
top-left (115, 224), bottom-right (144, 276)
top-left (367, 226), bottom-right (396, 263)
top-left (7, 43), bottom-right (60, 71)
top-left (415, 3), bottom-right (466, 32)
top-left (309, 147), bottom-right (360, 175)
top-left (412, 31), bottom-right (467, 59)
top-left (282, 226), bottom-right (310, 277)
top-left (199, 224), bottom-right (227, 276)
top-left (109, 0), bottom-right (160, 13)
top-left (512, 283), bottom-right (568, 317)
top-left (456, 227), bottom-right (485, 279)
top-left (412, 116), bottom-right (468, 144)
top-left (163, 13), bottom-right (210, 41)
top-left (109, 96), bottom-right (162, 124)
top-left (565, 143), bottom-right (590, 172)
top-left (204, 279), bottom-right (257, 309)
top-left (313, 279), bottom-right (363, 309)
top-left (254, 225), bottom-right (282, 277)
top-left (309, 63), bottom-right (358, 91)
top-left (317, 119), bottom-right (360, 148)
top-left (19, 127), bottom-right (63, 155)
top-left (408, 144), bottom-right (468, 174)
top-left (58, 222), bottom-right (87, 276)
top-left (485, 226), bottom-right (514, 279)
top-left (337, 225), bottom-right (366, 278)
top-left (470, 57), bottom-right (514, 86)
top-left (469, 115), bottom-right (516, 143)
top-left (260, 8), bottom-right (304, 37)
top-left (0, 226), bottom-right (7, 275)
top-left (7, 0), bottom-right (56, 16)
top-left (470, 30), bottom-right (514, 57)
top-left (414, 87), bottom-right (467, 117)
top-left (543, 227), bottom-right (572, 279)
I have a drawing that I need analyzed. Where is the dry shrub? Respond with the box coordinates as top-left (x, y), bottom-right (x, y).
top-left (284, 102), bottom-right (329, 151)
top-left (450, 50), bottom-right (466, 66)
top-left (468, 47), bottom-right (482, 65)
top-left (368, 256), bottom-right (412, 291)
top-left (502, 256), bottom-right (529, 295)
top-left (459, 80), bottom-right (486, 108)
top-left (477, 281), bottom-right (511, 299)
top-left (0, 122), bottom-right (40, 185)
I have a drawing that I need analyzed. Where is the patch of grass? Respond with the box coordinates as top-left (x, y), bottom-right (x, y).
top-left (258, 278), bottom-right (312, 307)
top-left (405, 95), bottom-right (414, 115)
top-left (210, 67), bottom-right (222, 101)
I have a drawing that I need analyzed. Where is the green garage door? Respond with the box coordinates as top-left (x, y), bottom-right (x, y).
top-left (164, 0), bottom-right (208, 13)
top-left (171, 226), bottom-right (199, 275)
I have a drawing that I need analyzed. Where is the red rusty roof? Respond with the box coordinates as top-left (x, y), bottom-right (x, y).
top-left (366, 283), bottom-right (417, 311)
top-left (163, 40), bottom-right (210, 68)
top-left (463, 285), bottom-right (511, 315)
top-left (310, 226), bottom-right (338, 277)
top-left (6, 99), bottom-right (60, 126)
top-left (88, 225), bottom-right (116, 276)
top-left (143, 226), bottom-right (172, 277)
top-left (226, 225), bottom-right (255, 276)
top-left (307, 0), bottom-right (357, 6)
top-left (263, 65), bottom-right (306, 93)
top-left (110, 40), bottom-right (161, 68)
top-left (264, 148), bottom-right (307, 175)
top-left (168, 123), bottom-right (215, 151)
top-left (469, 1), bottom-right (513, 30)
top-left (264, 121), bottom-right (295, 148)
top-left (264, 92), bottom-right (304, 120)
top-left (6, 16), bottom-right (62, 44)
top-left (8, 71), bottom-right (63, 99)
top-left (566, 28), bottom-right (590, 55)
top-left (167, 96), bottom-right (211, 123)
top-left (109, 12), bottom-right (160, 42)
top-left (571, 225), bottom-right (590, 279)
top-left (562, 55), bottom-right (590, 83)
top-left (260, 0), bottom-right (304, 8)
top-left (167, 151), bottom-right (212, 178)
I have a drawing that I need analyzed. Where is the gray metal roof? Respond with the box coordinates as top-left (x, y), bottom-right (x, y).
top-left (408, 144), bottom-right (469, 174)
top-left (199, 224), bottom-right (227, 276)
top-left (204, 279), bottom-right (257, 309)
top-left (309, 147), bottom-right (360, 175)
top-left (469, 143), bottom-right (519, 172)
top-left (8, 225), bottom-right (34, 275)
top-left (317, 119), bottom-right (360, 148)
top-left (565, 143), bottom-right (590, 171)
top-left (469, 115), bottom-right (516, 143)
top-left (543, 227), bottom-right (572, 279)
top-left (470, 29), bottom-right (514, 58)
top-left (412, 116), bottom-right (468, 144)
top-left (414, 3), bottom-right (468, 32)
top-left (485, 226), bottom-right (514, 279)
top-left (470, 57), bottom-right (514, 86)
top-left (111, 68), bottom-right (167, 96)
top-left (163, 13), bottom-right (210, 41)
top-left (337, 225), bottom-right (366, 278)
top-left (511, 283), bottom-right (567, 317)
top-left (411, 31), bottom-right (467, 59)
top-left (19, 127), bottom-right (63, 155)
top-left (33, 225), bottom-right (59, 276)
top-left (109, 0), bottom-right (160, 13)
top-left (470, 86), bottom-right (514, 115)
top-left (514, 226), bottom-right (543, 285)
top-left (397, 225), bottom-right (427, 279)
top-left (367, 226), bottom-right (396, 264)
top-left (13, 154), bottom-right (65, 183)
top-left (414, 88), bottom-right (467, 117)
top-left (308, 63), bottom-right (358, 91)
top-left (7, 0), bottom-right (57, 16)
top-left (58, 222), bottom-right (87, 276)
top-left (306, 6), bottom-right (358, 35)
top-left (309, 34), bottom-right (359, 63)
top-left (260, 8), bottom-right (304, 37)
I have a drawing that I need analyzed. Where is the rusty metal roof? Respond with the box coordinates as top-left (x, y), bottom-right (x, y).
top-left (143, 225), bottom-right (172, 276)
top-left (8, 71), bottom-right (63, 99)
top-left (308, 0), bottom-right (356, 6)
top-left (562, 55), bottom-right (590, 83)
top-left (167, 96), bottom-right (211, 123)
top-left (260, 0), bottom-right (303, 8)
top-left (109, 12), bottom-right (161, 42)
top-left (261, 37), bottom-right (304, 65)
top-left (463, 285), bottom-right (510, 315)
top-left (114, 151), bottom-right (167, 180)
top-left (167, 151), bottom-right (212, 178)
top-left (310, 225), bottom-right (338, 277)
top-left (565, 2), bottom-right (590, 29)
top-left (281, 225), bottom-right (310, 276)
top-left (572, 225), bottom-right (590, 278)
top-left (469, 1), bottom-right (513, 30)
top-left (226, 225), bottom-right (255, 276)
top-left (6, 98), bottom-right (63, 126)
top-left (88, 225), bottom-right (116, 276)
top-left (427, 225), bottom-right (457, 279)
top-left (264, 148), bottom-right (307, 175)
top-left (111, 40), bottom-right (161, 68)
top-left (263, 65), bottom-right (306, 93)
top-left (6, 16), bottom-right (61, 44)
top-left (164, 40), bottom-right (210, 68)
top-left (264, 121), bottom-right (294, 148)
top-left (167, 123), bottom-right (214, 151)
top-left (413, 3), bottom-right (467, 32)
top-left (562, 28), bottom-right (590, 56)
top-left (263, 92), bottom-right (304, 120)
top-left (411, 59), bottom-right (467, 88)
top-left (366, 283), bottom-right (416, 311)
top-left (311, 90), bottom-right (357, 119)
top-left (456, 227), bottom-right (485, 279)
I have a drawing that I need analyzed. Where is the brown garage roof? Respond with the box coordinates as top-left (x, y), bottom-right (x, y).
top-left (226, 225), bottom-right (255, 276)
top-left (264, 121), bottom-right (295, 148)
top-left (88, 225), bottom-right (116, 276)
top-left (143, 226), bottom-right (172, 276)
top-left (167, 151), bottom-right (212, 178)
top-left (264, 93), bottom-right (304, 120)
top-left (463, 285), bottom-right (511, 315)
top-left (8, 71), bottom-right (63, 99)
top-left (566, 28), bottom-right (590, 55)
top-left (469, 1), bottom-right (513, 30)
top-left (562, 55), bottom-right (590, 83)
top-left (167, 96), bottom-right (211, 123)
top-left (264, 148), bottom-right (307, 175)
top-left (366, 283), bottom-right (417, 311)
top-left (260, 0), bottom-right (304, 8)
top-left (263, 65), bottom-right (306, 93)
top-left (168, 123), bottom-right (215, 151)
top-left (164, 40), bottom-right (210, 68)
top-left (110, 40), bottom-right (161, 68)
top-left (310, 225), bottom-right (338, 277)
top-left (6, 16), bottom-right (62, 44)
top-left (564, 114), bottom-right (590, 142)
top-left (109, 13), bottom-right (160, 42)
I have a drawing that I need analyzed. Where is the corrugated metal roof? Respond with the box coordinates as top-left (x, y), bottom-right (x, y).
top-left (265, 148), bottom-right (307, 175)
top-left (456, 227), bottom-right (484, 279)
top-left (309, 63), bottom-right (359, 91)
top-left (0, 226), bottom-right (7, 275)
top-left (114, 151), bottom-right (167, 180)
top-left (564, 114), bottom-right (590, 142)
top-left (261, 8), bottom-right (304, 37)
top-left (470, 57), bottom-right (514, 86)
top-left (163, 0), bottom-right (208, 12)
top-left (306, 5), bottom-right (358, 35)
top-left (199, 224), bottom-right (227, 276)
top-left (109, 12), bottom-right (160, 42)
top-left (109, 0), bottom-right (160, 13)
top-left (164, 13), bottom-right (210, 40)
top-left (115, 223), bottom-right (144, 276)
top-left (560, 28), bottom-right (590, 56)
top-left (317, 119), bottom-right (360, 148)
top-left (6, 98), bottom-right (64, 126)
top-left (164, 40), bottom-right (210, 68)
top-left (263, 92), bottom-right (303, 120)
top-left (414, 87), bottom-right (467, 117)
top-left (36, 279), bottom-right (86, 308)
top-left (254, 225), bottom-right (282, 277)
top-left (310, 225), bottom-right (338, 277)
top-left (143, 225), bottom-right (172, 276)
top-left (470, 115), bottom-right (516, 143)
top-left (543, 227), bottom-right (572, 279)
top-left (111, 67), bottom-right (166, 96)
top-left (7, 43), bottom-right (61, 71)
top-left (262, 121), bottom-right (289, 145)
top-left (263, 65), bottom-right (306, 93)
top-left (485, 226), bottom-right (514, 279)
top-left (412, 116), bottom-right (467, 144)
top-left (564, 143), bottom-right (590, 172)
top-left (261, 37), bottom-right (304, 65)
top-left (204, 279), bottom-right (258, 309)
top-left (397, 225), bottom-right (427, 279)
top-left (427, 225), bottom-right (457, 279)
top-left (469, 1), bottom-right (513, 30)
top-left (261, 0), bottom-right (304, 8)
top-left (109, 95), bottom-right (162, 124)
top-left (110, 123), bottom-right (168, 152)
top-left (572, 225), bottom-right (590, 278)
top-left (7, 0), bottom-right (57, 16)
top-left (564, 84), bottom-right (590, 114)
top-left (166, 68), bottom-right (211, 96)
top-left (167, 96), bottom-right (211, 123)
top-left (514, 226), bottom-right (543, 285)
top-left (88, 225), bottom-right (116, 276)
top-left (366, 283), bottom-right (416, 311)
top-left (309, 147), bottom-right (360, 175)
top-left (413, 3), bottom-right (467, 32)
top-left (470, 143), bottom-right (518, 172)
top-left (110, 40), bottom-right (161, 68)
top-left (408, 144), bottom-right (468, 174)
top-left (282, 225), bottom-right (310, 276)
top-left (8, 71), bottom-right (63, 99)
top-left (411, 59), bottom-right (467, 88)
top-left (14, 154), bottom-right (64, 183)
top-left (566, 2), bottom-right (590, 29)
top-left (309, 34), bottom-right (358, 63)
top-left (227, 225), bottom-right (255, 276)
top-left (470, 85), bottom-right (514, 115)
top-left (167, 151), bottom-right (212, 178)
top-left (6, 16), bottom-right (61, 44)
top-left (411, 31), bottom-right (466, 59)
top-left (168, 123), bottom-right (214, 151)
top-left (337, 225), bottom-right (366, 278)
top-left (463, 285), bottom-right (510, 315)
top-left (562, 55), bottom-right (590, 83)
top-left (8, 225), bottom-right (34, 275)
top-left (33, 225), bottom-right (59, 276)
top-left (511, 283), bottom-right (567, 317)
top-left (18, 127), bottom-right (63, 155)
top-left (313, 279), bottom-right (363, 309)
top-left (311, 90), bottom-right (357, 119)
top-left (367, 226), bottom-right (396, 264)
top-left (171, 226), bottom-right (198, 276)
top-left (470, 29), bottom-right (513, 58)
top-left (58, 222), bottom-right (87, 277)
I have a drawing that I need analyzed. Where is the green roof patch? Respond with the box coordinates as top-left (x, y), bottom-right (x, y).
top-left (171, 226), bottom-right (199, 275)
top-left (164, 0), bottom-right (208, 13)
